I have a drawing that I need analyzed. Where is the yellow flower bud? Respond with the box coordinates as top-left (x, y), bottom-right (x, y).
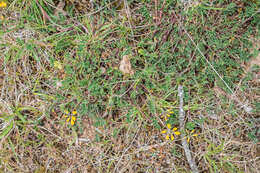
top-left (71, 116), bottom-right (76, 126)
top-left (171, 135), bottom-right (174, 141)
top-left (165, 135), bottom-right (170, 140)
top-left (0, 1), bottom-right (7, 8)
top-left (174, 131), bottom-right (181, 135)
top-left (161, 130), bottom-right (167, 134)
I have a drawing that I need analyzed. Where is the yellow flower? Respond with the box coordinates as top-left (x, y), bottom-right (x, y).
top-left (165, 135), bottom-right (169, 140)
top-left (171, 135), bottom-right (174, 141)
top-left (173, 127), bottom-right (181, 135)
top-left (64, 110), bottom-right (77, 126)
top-left (161, 124), bottom-right (181, 141)
top-left (174, 131), bottom-right (181, 135)
top-left (70, 116), bottom-right (76, 125)
top-left (161, 130), bottom-right (167, 134)
top-left (0, 1), bottom-right (7, 8)
top-left (186, 129), bottom-right (198, 143)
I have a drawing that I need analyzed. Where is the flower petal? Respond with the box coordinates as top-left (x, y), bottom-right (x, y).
top-left (72, 110), bottom-right (77, 115)
top-left (71, 119), bottom-right (75, 126)
top-left (0, 1), bottom-right (7, 8)
top-left (66, 117), bottom-right (70, 122)
top-left (65, 110), bottom-right (69, 114)
top-left (167, 124), bottom-right (171, 129)
top-left (192, 134), bottom-right (198, 137)
top-left (174, 131), bottom-right (181, 135)
top-left (161, 130), bottom-right (167, 134)
top-left (165, 135), bottom-right (170, 140)
top-left (71, 116), bottom-right (76, 121)
top-left (171, 135), bottom-right (174, 141)
top-left (172, 127), bottom-right (178, 131)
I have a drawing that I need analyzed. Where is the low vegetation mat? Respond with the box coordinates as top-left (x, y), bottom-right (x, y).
top-left (0, 0), bottom-right (259, 172)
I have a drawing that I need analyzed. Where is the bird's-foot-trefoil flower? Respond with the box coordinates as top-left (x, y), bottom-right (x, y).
top-left (161, 123), bottom-right (181, 141)
top-left (64, 110), bottom-right (77, 126)
top-left (0, 1), bottom-right (7, 8)
top-left (186, 129), bottom-right (198, 143)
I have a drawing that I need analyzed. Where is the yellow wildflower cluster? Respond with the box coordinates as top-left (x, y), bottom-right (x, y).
top-left (161, 123), bottom-right (181, 141)
top-left (0, 1), bottom-right (7, 8)
top-left (64, 110), bottom-right (77, 126)
top-left (160, 109), bottom-right (199, 142)
top-left (186, 129), bottom-right (198, 143)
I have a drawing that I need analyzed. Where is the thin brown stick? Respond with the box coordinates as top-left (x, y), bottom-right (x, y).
top-left (178, 86), bottom-right (199, 173)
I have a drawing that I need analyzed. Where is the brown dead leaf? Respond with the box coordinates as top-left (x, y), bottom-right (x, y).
top-left (119, 55), bottom-right (134, 75)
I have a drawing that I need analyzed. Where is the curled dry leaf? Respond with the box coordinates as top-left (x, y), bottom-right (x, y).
top-left (119, 55), bottom-right (134, 75)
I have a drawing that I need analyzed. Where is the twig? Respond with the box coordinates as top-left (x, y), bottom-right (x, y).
top-left (178, 86), bottom-right (199, 173)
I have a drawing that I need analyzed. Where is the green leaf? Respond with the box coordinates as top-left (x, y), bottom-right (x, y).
top-left (0, 120), bottom-right (14, 140)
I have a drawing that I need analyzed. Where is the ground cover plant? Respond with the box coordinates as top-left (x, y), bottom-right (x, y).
top-left (0, 0), bottom-right (259, 172)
